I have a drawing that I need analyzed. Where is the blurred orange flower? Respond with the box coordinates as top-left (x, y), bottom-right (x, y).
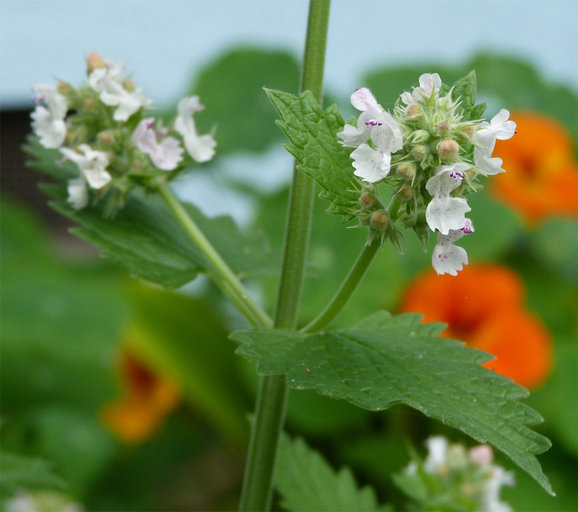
top-left (100, 350), bottom-right (181, 443)
top-left (491, 111), bottom-right (578, 224)
top-left (400, 264), bottom-right (552, 389)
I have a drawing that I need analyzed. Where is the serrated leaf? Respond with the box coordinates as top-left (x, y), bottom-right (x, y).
top-left (0, 451), bottom-right (65, 497)
top-left (265, 89), bottom-right (361, 221)
top-left (275, 435), bottom-right (390, 512)
top-left (232, 311), bottom-right (553, 494)
top-left (451, 70), bottom-right (477, 116)
top-left (25, 140), bottom-right (277, 288)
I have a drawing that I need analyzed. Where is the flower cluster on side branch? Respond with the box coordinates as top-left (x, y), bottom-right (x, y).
top-left (338, 73), bottom-right (516, 276)
top-left (30, 53), bottom-right (216, 214)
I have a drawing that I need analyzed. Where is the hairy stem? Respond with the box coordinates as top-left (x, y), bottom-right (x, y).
top-left (302, 238), bottom-right (381, 333)
top-left (239, 0), bottom-right (331, 510)
top-left (158, 182), bottom-right (272, 328)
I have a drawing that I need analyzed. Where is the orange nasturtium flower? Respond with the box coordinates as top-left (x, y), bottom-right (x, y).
top-left (100, 350), bottom-right (181, 443)
top-left (491, 111), bottom-right (578, 224)
top-left (400, 264), bottom-right (552, 389)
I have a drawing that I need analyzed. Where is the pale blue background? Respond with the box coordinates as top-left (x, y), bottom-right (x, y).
top-left (1, 0), bottom-right (577, 108)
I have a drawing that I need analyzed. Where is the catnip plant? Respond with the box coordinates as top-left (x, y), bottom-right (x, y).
top-left (26, 0), bottom-right (554, 510)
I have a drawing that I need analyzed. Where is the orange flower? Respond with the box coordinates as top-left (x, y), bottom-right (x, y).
top-left (100, 350), bottom-right (181, 443)
top-left (491, 111), bottom-right (578, 224)
top-left (400, 264), bottom-right (552, 389)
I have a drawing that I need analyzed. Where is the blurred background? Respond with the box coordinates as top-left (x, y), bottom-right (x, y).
top-left (1, 1), bottom-right (577, 510)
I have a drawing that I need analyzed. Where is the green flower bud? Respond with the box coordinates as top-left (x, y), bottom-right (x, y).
top-left (461, 124), bottom-right (475, 137)
top-left (396, 163), bottom-right (416, 180)
top-left (436, 120), bottom-right (451, 135)
top-left (123, 78), bottom-right (136, 92)
top-left (83, 97), bottom-right (98, 112)
top-left (57, 81), bottom-right (72, 95)
top-left (412, 129), bottom-right (430, 144)
top-left (437, 139), bottom-right (459, 160)
top-left (389, 229), bottom-right (405, 254)
top-left (411, 144), bottom-right (429, 161)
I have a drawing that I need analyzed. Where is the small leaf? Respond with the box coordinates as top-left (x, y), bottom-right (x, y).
top-left (265, 89), bottom-right (361, 222)
top-left (232, 311), bottom-right (553, 494)
top-left (275, 435), bottom-right (390, 512)
top-left (451, 70), bottom-right (477, 116)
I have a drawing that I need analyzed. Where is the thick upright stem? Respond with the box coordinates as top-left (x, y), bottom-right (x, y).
top-left (239, 1), bottom-right (331, 510)
top-left (302, 238), bottom-right (381, 333)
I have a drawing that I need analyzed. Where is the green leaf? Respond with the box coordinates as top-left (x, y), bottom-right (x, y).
top-left (275, 435), bottom-right (390, 512)
top-left (232, 311), bottom-right (553, 494)
top-left (26, 139), bottom-right (277, 288)
top-left (265, 89), bottom-right (362, 221)
top-left (0, 451), bottom-right (65, 497)
top-left (451, 70), bottom-right (477, 116)
top-left (191, 47), bottom-right (300, 154)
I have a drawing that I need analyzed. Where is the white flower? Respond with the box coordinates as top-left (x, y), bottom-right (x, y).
top-left (432, 219), bottom-right (474, 276)
top-left (31, 84), bottom-right (67, 148)
top-left (481, 467), bottom-right (515, 512)
top-left (424, 436), bottom-right (449, 473)
top-left (401, 73), bottom-right (442, 105)
top-left (174, 96), bottom-right (216, 163)
top-left (469, 445), bottom-right (494, 467)
top-left (132, 118), bottom-right (184, 171)
top-left (350, 143), bottom-right (391, 183)
top-left (474, 109), bottom-right (516, 175)
top-left (60, 144), bottom-right (111, 189)
top-left (338, 88), bottom-right (402, 183)
top-left (425, 163), bottom-right (472, 235)
top-left (66, 178), bottom-right (88, 210)
top-left (88, 59), bottom-right (151, 121)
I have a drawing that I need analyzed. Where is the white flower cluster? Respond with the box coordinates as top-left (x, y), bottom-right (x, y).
top-left (30, 54), bottom-right (216, 210)
top-left (338, 73), bottom-right (516, 276)
top-left (404, 436), bottom-right (515, 512)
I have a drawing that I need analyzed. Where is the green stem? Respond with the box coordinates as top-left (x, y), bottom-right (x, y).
top-left (302, 238), bottom-right (381, 333)
top-left (157, 182), bottom-right (272, 329)
top-left (239, 1), bottom-right (331, 510)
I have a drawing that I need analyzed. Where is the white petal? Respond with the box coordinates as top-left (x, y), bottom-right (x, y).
top-left (175, 100), bottom-right (216, 163)
top-left (67, 178), bottom-right (88, 210)
top-left (370, 113), bottom-right (403, 153)
top-left (185, 134), bottom-right (216, 163)
top-left (350, 88), bottom-right (379, 112)
top-left (31, 106), bottom-right (66, 148)
top-left (337, 123), bottom-right (369, 148)
top-left (474, 146), bottom-right (506, 175)
top-left (351, 143), bottom-right (390, 183)
top-left (490, 109), bottom-right (516, 140)
top-left (426, 196), bottom-right (470, 235)
top-left (432, 237), bottom-right (468, 276)
top-left (150, 136), bottom-right (184, 171)
top-left (424, 437), bottom-right (449, 472)
top-left (426, 163), bottom-right (471, 197)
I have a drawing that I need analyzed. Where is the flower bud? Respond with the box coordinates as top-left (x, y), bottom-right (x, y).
top-left (396, 163), bottom-right (416, 180)
top-left (411, 144), bottom-right (429, 161)
top-left (359, 192), bottom-right (375, 209)
top-left (57, 81), bottom-right (72, 95)
top-left (406, 104), bottom-right (421, 117)
top-left (87, 52), bottom-right (107, 72)
top-left (369, 210), bottom-right (389, 231)
top-left (123, 78), bottom-right (136, 92)
top-left (97, 131), bottom-right (115, 147)
top-left (436, 120), bottom-right (451, 135)
top-left (83, 98), bottom-right (98, 112)
top-left (370, 210), bottom-right (390, 231)
top-left (464, 168), bottom-right (477, 181)
top-left (397, 185), bottom-right (413, 201)
top-left (461, 125), bottom-right (475, 137)
top-left (437, 139), bottom-right (459, 160)
top-left (412, 129), bottom-right (430, 144)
